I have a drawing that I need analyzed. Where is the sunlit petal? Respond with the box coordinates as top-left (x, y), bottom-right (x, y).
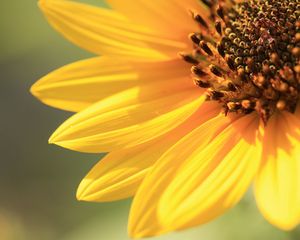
top-left (77, 102), bottom-right (221, 202)
top-left (254, 112), bottom-right (300, 230)
top-left (31, 56), bottom-right (192, 112)
top-left (39, 0), bottom-right (186, 59)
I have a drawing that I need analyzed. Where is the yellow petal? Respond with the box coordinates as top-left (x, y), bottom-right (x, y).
top-left (129, 113), bottom-right (262, 237)
top-left (254, 112), bottom-right (300, 230)
top-left (39, 0), bottom-right (186, 59)
top-left (158, 114), bottom-right (262, 231)
top-left (31, 56), bottom-right (192, 112)
top-left (128, 113), bottom-right (239, 237)
top-left (77, 101), bottom-right (220, 202)
top-left (77, 145), bottom-right (153, 202)
top-left (49, 88), bottom-right (203, 153)
top-left (106, 0), bottom-right (209, 40)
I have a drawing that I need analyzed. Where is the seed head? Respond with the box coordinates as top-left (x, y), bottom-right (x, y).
top-left (183, 0), bottom-right (300, 123)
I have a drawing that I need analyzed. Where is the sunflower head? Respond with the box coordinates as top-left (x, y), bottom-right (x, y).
top-left (185, 0), bottom-right (300, 123)
top-left (32, 0), bottom-right (300, 238)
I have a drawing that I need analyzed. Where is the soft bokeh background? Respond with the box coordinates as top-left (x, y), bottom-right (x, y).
top-left (1, 1), bottom-right (300, 239)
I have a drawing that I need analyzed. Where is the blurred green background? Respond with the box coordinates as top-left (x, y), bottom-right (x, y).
top-left (0, 1), bottom-right (299, 240)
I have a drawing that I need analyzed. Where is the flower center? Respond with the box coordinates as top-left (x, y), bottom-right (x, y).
top-left (183, 0), bottom-right (300, 123)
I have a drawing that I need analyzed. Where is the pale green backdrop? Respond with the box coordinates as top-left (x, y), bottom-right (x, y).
top-left (0, 1), bottom-right (299, 239)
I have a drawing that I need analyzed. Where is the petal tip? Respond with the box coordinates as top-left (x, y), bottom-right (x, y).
top-left (128, 227), bottom-right (165, 239)
top-left (30, 82), bottom-right (42, 100)
top-left (30, 84), bottom-right (37, 97)
top-left (266, 216), bottom-right (299, 232)
top-left (76, 179), bottom-right (103, 202)
top-left (48, 132), bottom-right (63, 145)
top-left (38, 0), bottom-right (58, 14)
top-left (76, 178), bottom-right (94, 202)
top-left (48, 127), bottom-right (66, 145)
top-left (278, 224), bottom-right (298, 232)
top-left (76, 182), bottom-right (86, 201)
top-left (128, 216), bottom-right (147, 239)
top-left (38, 0), bottom-right (49, 10)
top-left (48, 135), bottom-right (56, 144)
top-left (128, 216), bottom-right (166, 239)
top-left (127, 227), bottom-right (147, 240)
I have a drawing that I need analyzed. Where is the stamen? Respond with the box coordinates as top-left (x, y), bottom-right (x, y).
top-left (185, 0), bottom-right (300, 123)
top-left (189, 33), bottom-right (201, 45)
top-left (179, 52), bottom-right (199, 64)
top-left (200, 0), bottom-right (213, 8)
top-left (191, 66), bottom-right (207, 77)
top-left (215, 21), bottom-right (222, 35)
top-left (216, 6), bottom-right (225, 20)
top-left (194, 79), bottom-right (211, 88)
top-left (200, 41), bottom-right (213, 56)
top-left (209, 64), bottom-right (223, 77)
top-left (193, 13), bottom-right (209, 29)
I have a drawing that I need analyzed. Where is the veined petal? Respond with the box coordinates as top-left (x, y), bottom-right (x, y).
top-left (106, 0), bottom-right (210, 40)
top-left (129, 114), bottom-right (262, 237)
top-left (254, 112), bottom-right (300, 230)
top-left (31, 57), bottom-right (192, 112)
top-left (77, 102), bottom-right (220, 202)
top-left (129, 113), bottom-right (237, 237)
top-left (39, 0), bottom-right (186, 59)
top-left (49, 89), bottom-right (203, 153)
top-left (158, 114), bottom-right (261, 230)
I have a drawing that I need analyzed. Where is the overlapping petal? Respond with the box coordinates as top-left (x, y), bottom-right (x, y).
top-left (34, 0), bottom-right (300, 236)
top-left (128, 114), bottom-right (233, 237)
top-left (158, 114), bottom-right (262, 230)
top-left (31, 57), bottom-right (192, 112)
top-left (39, 0), bottom-right (186, 59)
top-left (49, 87), bottom-right (204, 152)
top-left (106, 0), bottom-right (210, 40)
top-left (254, 112), bottom-right (300, 230)
top-left (76, 102), bottom-right (220, 202)
top-left (129, 114), bottom-right (262, 237)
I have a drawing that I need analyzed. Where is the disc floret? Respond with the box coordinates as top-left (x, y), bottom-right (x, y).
top-left (183, 0), bottom-right (300, 123)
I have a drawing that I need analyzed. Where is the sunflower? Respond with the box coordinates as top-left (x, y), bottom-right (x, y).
top-left (31, 0), bottom-right (300, 237)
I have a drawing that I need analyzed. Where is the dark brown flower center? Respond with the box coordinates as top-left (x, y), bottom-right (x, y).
top-left (183, 0), bottom-right (300, 123)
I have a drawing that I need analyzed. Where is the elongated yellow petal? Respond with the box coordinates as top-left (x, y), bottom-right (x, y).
top-left (39, 0), bottom-right (186, 59)
top-left (128, 113), bottom-right (240, 237)
top-left (129, 114), bottom-right (262, 237)
top-left (30, 57), bottom-right (192, 112)
top-left (158, 114), bottom-right (262, 231)
top-left (106, 0), bottom-right (210, 40)
top-left (254, 112), bottom-right (300, 230)
top-left (49, 88), bottom-right (203, 153)
top-left (77, 102), bottom-right (220, 202)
